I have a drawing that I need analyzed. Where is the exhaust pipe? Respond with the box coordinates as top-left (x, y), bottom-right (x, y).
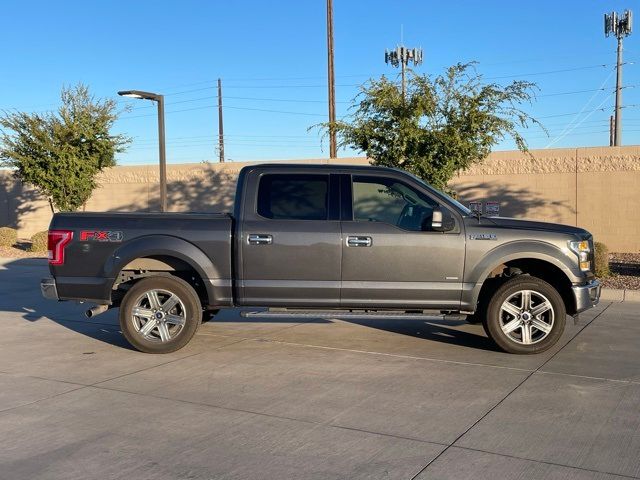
top-left (85, 304), bottom-right (109, 318)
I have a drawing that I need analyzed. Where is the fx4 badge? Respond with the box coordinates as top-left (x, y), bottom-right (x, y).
top-left (80, 230), bottom-right (124, 242)
top-left (469, 233), bottom-right (497, 240)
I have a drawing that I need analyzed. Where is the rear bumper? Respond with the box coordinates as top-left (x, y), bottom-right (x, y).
top-left (572, 279), bottom-right (601, 314)
top-left (41, 277), bottom-right (59, 301)
top-left (41, 276), bottom-right (113, 304)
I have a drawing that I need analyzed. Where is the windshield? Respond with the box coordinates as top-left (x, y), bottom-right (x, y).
top-left (402, 171), bottom-right (473, 216)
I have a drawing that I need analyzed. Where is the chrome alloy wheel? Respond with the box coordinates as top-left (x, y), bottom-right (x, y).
top-left (499, 289), bottom-right (554, 345)
top-left (131, 289), bottom-right (186, 343)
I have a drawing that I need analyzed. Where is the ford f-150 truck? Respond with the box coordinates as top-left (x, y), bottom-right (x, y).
top-left (41, 163), bottom-right (601, 354)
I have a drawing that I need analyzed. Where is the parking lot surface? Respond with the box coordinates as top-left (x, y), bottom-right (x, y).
top-left (1, 258), bottom-right (639, 480)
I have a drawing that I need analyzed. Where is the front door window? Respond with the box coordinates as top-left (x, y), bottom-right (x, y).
top-left (352, 176), bottom-right (438, 231)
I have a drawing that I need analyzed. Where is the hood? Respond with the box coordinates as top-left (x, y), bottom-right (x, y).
top-left (481, 216), bottom-right (591, 237)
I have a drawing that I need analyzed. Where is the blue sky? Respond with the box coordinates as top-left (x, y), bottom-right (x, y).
top-left (1, 0), bottom-right (639, 165)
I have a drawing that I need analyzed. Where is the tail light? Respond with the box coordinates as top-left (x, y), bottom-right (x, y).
top-left (48, 230), bottom-right (73, 265)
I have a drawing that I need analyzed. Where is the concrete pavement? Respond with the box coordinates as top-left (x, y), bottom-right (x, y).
top-left (0, 257), bottom-right (638, 479)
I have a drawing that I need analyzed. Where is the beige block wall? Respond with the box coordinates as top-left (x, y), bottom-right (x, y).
top-left (1, 147), bottom-right (639, 251)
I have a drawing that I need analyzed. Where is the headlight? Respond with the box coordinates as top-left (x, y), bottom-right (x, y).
top-left (568, 240), bottom-right (591, 272)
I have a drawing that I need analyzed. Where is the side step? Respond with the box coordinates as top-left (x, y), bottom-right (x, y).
top-left (241, 309), bottom-right (466, 321)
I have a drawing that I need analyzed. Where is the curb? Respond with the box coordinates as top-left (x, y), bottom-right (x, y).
top-left (624, 289), bottom-right (640, 303)
top-left (600, 288), bottom-right (640, 303)
top-left (600, 288), bottom-right (624, 302)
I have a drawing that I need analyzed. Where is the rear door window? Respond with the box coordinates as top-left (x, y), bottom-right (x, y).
top-left (257, 174), bottom-right (329, 220)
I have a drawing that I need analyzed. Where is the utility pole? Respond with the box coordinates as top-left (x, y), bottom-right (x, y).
top-left (326, 0), bottom-right (337, 158)
top-left (218, 78), bottom-right (225, 162)
top-left (609, 115), bottom-right (615, 146)
top-left (385, 44), bottom-right (423, 100)
top-left (604, 9), bottom-right (633, 146)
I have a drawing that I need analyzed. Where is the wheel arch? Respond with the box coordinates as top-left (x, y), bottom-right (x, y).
top-left (105, 235), bottom-right (221, 306)
top-left (465, 241), bottom-right (580, 315)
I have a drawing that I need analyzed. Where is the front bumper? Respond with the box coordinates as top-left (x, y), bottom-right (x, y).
top-left (572, 279), bottom-right (601, 314)
top-left (41, 277), bottom-right (59, 301)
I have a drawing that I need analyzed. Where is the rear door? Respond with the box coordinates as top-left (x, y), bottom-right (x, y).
top-left (238, 171), bottom-right (342, 306)
top-left (340, 173), bottom-right (465, 309)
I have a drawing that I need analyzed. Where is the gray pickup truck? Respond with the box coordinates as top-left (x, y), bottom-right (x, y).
top-left (41, 163), bottom-right (601, 354)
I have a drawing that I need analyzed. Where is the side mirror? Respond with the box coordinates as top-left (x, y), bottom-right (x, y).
top-left (431, 206), bottom-right (455, 232)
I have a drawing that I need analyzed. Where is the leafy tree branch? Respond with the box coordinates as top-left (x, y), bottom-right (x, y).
top-left (1, 84), bottom-right (131, 212)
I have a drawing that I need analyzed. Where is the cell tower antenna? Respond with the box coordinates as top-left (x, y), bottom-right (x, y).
top-left (384, 29), bottom-right (423, 100)
top-left (604, 9), bottom-right (632, 146)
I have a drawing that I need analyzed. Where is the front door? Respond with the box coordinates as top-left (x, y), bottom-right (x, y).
top-left (340, 174), bottom-right (465, 309)
top-left (239, 172), bottom-right (341, 306)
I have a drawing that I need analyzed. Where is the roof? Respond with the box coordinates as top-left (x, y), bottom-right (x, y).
top-left (239, 163), bottom-right (402, 174)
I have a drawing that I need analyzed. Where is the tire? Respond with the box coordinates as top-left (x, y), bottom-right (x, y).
top-left (483, 276), bottom-right (565, 354)
top-left (119, 276), bottom-right (202, 354)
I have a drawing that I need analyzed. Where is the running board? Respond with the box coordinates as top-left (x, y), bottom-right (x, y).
top-left (241, 309), bottom-right (466, 321)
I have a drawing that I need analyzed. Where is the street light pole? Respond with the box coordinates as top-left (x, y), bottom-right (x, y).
top-left (118, 90), bottom-right (168, 212)
top-left (156, 95), bottom-right (167, 211)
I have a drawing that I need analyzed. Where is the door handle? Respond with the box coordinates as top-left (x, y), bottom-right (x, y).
top-left (347, 236), bottom-right (372, 247)
top-left (248, 234), bottom-right (273, 245)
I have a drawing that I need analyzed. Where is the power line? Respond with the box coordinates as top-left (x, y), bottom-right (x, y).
top-left (545, 70), bottom-right (616, 147)
top-left (129, 89), bottom-right (623, 113)
top-left (128, 142), bottom-right (323, 150)
top-left (485, 63), bottom-right (612, 80)
top-left (143, 63), bottom-right (627, 95)
top-left (537, 86), bottom-right (612, 97)
top-left (538, 107), bottom-right (612, 119)
top-left (127, 85), bottom-right (625, 113)
top-left (546, 94), bottom-right (614, 147)
top-left (131, 137), bottom-right (321, 146)
top-left (119, 104), bottom-right (327, 120)
top-left (525, 130), bottom-right (609, 140)
top-left (132, 134), bottom-right (316, 142)
top-left (128, 94), bottom-right (351, 112)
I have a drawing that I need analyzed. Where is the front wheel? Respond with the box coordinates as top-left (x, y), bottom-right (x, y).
top-left (119, 276), bottom-right (202, 354)
top-left (483, 276), bottom-right (566, 354)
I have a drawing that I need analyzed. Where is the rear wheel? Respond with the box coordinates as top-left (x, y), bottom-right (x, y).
top-left (119, 276), bottom-right (202, 354)
top-left (483, 276), bottom-right (565, 354)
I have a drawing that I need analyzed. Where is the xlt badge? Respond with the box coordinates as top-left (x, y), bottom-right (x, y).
top-left (469, 233), bottom-right (497, 240)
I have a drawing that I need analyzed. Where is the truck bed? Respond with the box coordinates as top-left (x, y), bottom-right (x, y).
top-left (49, 211), bottom-right (233, 303)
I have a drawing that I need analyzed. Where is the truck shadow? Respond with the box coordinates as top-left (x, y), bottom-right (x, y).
top-left (0, 258), bottom-right (135, 350)
top-left (321, 317), bottom-right (498, 352)
top-left (2, 258), bottom-right (496, 353)
top-left (208, 314), bottom-right (498, 352)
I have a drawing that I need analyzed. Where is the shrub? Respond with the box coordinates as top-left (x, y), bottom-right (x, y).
top-left (594, 241), bottom-right (610, 278)
top-left (29, 231), bottom-right (48, 253)
top-left (0, 227), bottom-right (17, 247)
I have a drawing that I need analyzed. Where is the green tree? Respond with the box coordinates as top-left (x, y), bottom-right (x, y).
top-left (321, 63), bottom-right (541, 191)
top-left (0, 84), bottom-right (130, 211)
